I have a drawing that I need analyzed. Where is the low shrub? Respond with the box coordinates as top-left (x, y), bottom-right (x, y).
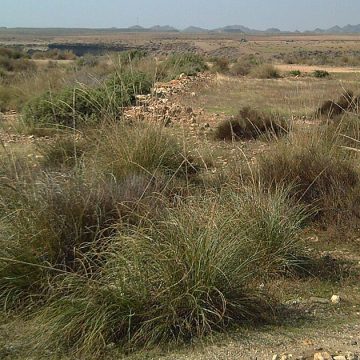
top-left (211, 57), bottom-right (230, 74)
top-left (214, 106), bottom-right (289, 141)
top-left (316, 90), bottom-right (358, 119)
top-left (0, 47), bottom-right (34, 74)
top-left (313, 70), bottom-right (330, 78)
top-left (0, 87), bottom-right (18, 112)
top-left (94, 124), bottom-right (197, 181)
top-left (118, 49), bottom-right (148, 65)
top-left (22, 67), bottom-right (154, 128)
top-left (37, 136), bottom-right (89, 169)
top-left (230, 55), bottom-right (261, 76)
top-left (160, 53), bottom-right (207, 80)
top-left (257, 134), bottom-right (359, 221)
top-left (289, 70), bottom-right (301, 77)
top-left (250, 64), bottom-right (280, 79)
top-left (0, 169), bottom-right (161, 310)
top-left (33, 185), bottom-right (306, 355)
top-left (32, 49), bottom-right (77, 60)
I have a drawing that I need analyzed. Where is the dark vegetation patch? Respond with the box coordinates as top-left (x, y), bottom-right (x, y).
top-left (312, 70), bottom-right (330, 78)
top-left (316, 90), bottom-right (360, 119)
top-left (215, 106), bottom-right (289, 141)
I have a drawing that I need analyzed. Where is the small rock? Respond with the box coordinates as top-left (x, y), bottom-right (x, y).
top-left (314, 352), bottom-right (332, 360)
top-left (273, 355), bottom-right (280, 360)
top-left (333, 356), bottom-right (346, 360)
top-left (350, 340), bottom-right (358, 346)
top-left (331, 295), bottom-right (341, 304)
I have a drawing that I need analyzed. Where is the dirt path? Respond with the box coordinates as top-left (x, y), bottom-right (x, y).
top-left (275, 64), bottom-right (360, 74)
top-left (160, 321), bottom-right (360, 360)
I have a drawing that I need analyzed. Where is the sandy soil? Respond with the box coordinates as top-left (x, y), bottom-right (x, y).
top-left (275, 64), bottom-right (360, 73)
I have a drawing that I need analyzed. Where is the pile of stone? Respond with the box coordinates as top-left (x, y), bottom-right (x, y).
top-left (123, 73), bottom-right (212, 127)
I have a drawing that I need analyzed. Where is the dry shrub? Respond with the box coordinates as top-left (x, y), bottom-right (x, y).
top-left (211, 57), bottom-right (230, 74)
top-left (250, 64), bottom-right (280, 79)
top-left (316, 90), bottom-right (358, 119)
top-left (215, 106), bottom-right (289, 141)
top-left (257, 133), bottom-right (359, 222)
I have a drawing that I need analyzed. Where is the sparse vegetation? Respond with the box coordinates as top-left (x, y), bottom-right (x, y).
top-left (32, 49), bottom-right (77, 60)
top-left (1, 34), bottom-right (360, 360)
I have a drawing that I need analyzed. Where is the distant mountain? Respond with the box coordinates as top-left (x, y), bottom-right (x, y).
top-left (4, 23), bottom-right (358, 35)
top-left (182, 26), bottom-right (209, 33)
top-left (128, 25), bottom-right (145, 30)
top-left (314, 24), bottom-right (360, 33)
top-left (214, 25), bottom-right (256, 33)
top-left (265, 28), bottom-right (281, 33)
top-left (150, 25), bottom-right (179, 32)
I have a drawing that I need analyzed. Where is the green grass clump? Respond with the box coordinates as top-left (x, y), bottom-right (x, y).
top-left (21, 67), bottom-right (154, 128)
top-left (214, 106), bottom-right (288, 141)
top-left (289, 70), bottom-right (301, 77)
top-left (32, 185), bottom-right (307, 356)
top-left (0, 169), bottom-right (161, 311)
top-left (118, 49), bottom-right (148, 65)
top-left (95, 124), bottom-right (197, 180)
top-left (160, 53), bottom-right (207, 79)
top-left (36, 136), bottom-right (89, 169)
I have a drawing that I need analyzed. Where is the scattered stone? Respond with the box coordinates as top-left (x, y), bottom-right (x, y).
top-left (273, 354), bottom-right (293, 360)
top-left (333, 356), bottom-right (346, 360)
top-left (345, 352), bottom-right (358, 360)
top-left (314, 352), bottom-right (332, 360)
top-left (350, 340), bottom-right (358, 346)
top-left (331, 295), bottom-right (341, 304)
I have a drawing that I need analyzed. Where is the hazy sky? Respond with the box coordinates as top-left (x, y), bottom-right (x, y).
top-left (1, 0), bottom-right (359, 31)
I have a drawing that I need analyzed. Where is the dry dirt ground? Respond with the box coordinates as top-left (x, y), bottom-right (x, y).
top-left (2, 30), bottom-right (360, 61)
top-left (276, 64), bottom-right (360, 74)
